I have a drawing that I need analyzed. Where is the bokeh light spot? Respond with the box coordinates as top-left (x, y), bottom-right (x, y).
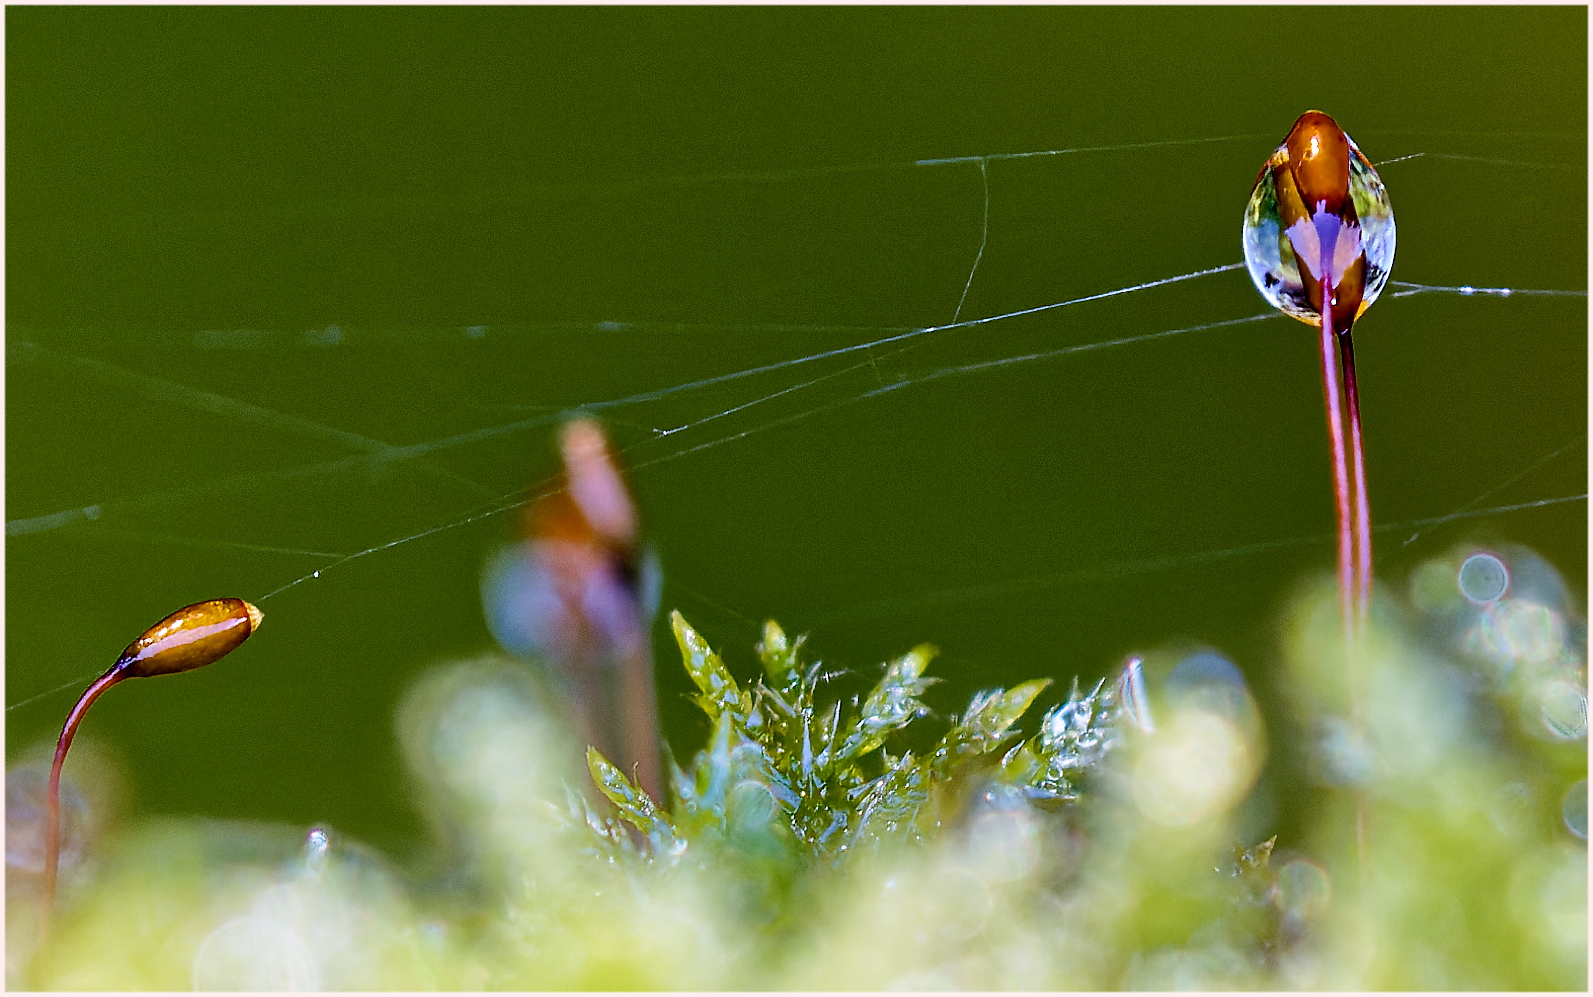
top-left (1561, 779), bottom-right (1587, 840)
top-left (1457, 553), bottom-right (1509, 606)
top-left (191, 916), bottom-right (319, 991)
top-left (1272, 858), bottom-right (1332, 928)
top-left (1410, 558), bottom-right (1464, 615)
top-left (1535, 678), bottom-right (1588, 741)
top-left (1132, 707), bottom-right (1257, 827)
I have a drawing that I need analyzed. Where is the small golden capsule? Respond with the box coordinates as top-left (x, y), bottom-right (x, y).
top-left (43, 598), bottom-right (264, 920)
top-left (114, 597), bottom-right (264, 678)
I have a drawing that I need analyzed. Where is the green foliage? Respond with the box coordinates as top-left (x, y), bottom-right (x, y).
top-left (14, 573), bottom-right (1587, 990)
top-left (999, 676), bottom-right (1121, 802)
top-left (585, 612), bottom-right (1130, 867)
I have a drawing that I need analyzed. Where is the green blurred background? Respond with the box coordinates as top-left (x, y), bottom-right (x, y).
top-left (7, 7), bottom-right (1585, 862)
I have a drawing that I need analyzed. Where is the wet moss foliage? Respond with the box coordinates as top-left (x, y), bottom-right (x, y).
top-left (578, 611), bottom-right (1135, 929)
top-left (15, 577), bottom-right (1586, 990)
top-left (585, 612), bottom-right (1127, 857)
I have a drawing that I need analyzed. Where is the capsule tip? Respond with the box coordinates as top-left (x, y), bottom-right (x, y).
top-left (244, 601), bottom-right (264, 633)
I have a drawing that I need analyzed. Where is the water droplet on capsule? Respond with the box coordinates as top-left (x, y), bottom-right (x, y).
top-left (1242, 113), bottom-right (1396, 324)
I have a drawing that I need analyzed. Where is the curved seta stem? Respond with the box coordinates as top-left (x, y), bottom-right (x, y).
top-left (44, 666), bottom-right (127, 921)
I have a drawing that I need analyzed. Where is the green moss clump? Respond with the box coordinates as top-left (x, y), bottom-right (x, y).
top-left (585, 613), bottom-right (1129, 864)
top-left (11, 559), bottom-right (1588, 990)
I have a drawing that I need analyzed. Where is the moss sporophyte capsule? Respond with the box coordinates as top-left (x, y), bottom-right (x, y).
top-left (483, 418), bottom-right (664, 802)
top-left (43, 598), bottom-right (264, 919)
top-left (1243, 111), bottom-right (1395, 649)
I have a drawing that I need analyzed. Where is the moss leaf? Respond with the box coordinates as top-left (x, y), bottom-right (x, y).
top-left (672, 610), bottom-right (744, 718)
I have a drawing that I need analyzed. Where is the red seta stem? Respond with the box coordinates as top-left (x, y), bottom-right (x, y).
top-left (621, 645), bottom-right (663, 802)
top-left (1335, 320), bottom-right (1373, 900)
top-left (1317, 310), bottom-right (1355, 652)
top-left (1338, 330), bottom-right (1372, 634)
top-left (43, 666), bottom-right (126, 921)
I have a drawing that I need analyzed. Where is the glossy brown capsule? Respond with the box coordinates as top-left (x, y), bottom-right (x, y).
top-left (43, 598), bottom-right (263, 919)
top-left (114, 597), bottom-right (265, 678)
top-left (1283, 110), bottom-right (1354, 217)
top-left (1278, 110), bottom-right (1366, 331)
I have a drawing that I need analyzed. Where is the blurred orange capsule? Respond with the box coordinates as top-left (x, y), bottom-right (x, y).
top-left (484, 418), bottom-right (662, 800)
